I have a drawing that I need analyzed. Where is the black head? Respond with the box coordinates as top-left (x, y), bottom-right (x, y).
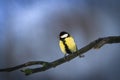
top-left (59, 31), bottom-right (70, 39)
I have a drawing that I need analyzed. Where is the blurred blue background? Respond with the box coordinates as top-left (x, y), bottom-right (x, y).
top-left (0, 0), bottom-right (120, 80)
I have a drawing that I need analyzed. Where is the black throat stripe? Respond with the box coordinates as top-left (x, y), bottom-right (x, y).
top-left (62, 39), bottom-right (72, 54)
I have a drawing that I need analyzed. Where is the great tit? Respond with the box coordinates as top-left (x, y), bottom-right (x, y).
top-left (59, 31), bottom-right (78, 57)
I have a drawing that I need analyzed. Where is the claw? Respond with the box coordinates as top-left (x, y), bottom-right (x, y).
top-left (79, 55), bottom-right (85, 58)
top-left (64, 54), bottom-right (67, 60)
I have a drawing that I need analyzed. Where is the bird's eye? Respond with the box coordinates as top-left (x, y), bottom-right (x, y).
top-left (61, 34), bottom-right (68, 38)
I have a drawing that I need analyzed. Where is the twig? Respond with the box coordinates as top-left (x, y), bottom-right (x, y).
top-left (0, 36), bottom-right (120, 75)
top-left (0, 61), bottom-right (49, 72)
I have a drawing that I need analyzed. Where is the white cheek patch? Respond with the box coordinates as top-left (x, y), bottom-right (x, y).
top-left (61, 34), bottom-right (68, 38)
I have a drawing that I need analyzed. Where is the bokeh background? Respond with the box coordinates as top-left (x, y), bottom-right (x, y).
top-left (0, 0), bottom-right (120, 80)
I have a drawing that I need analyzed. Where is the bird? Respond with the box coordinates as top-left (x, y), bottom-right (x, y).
top-left (59, 31), bottom-right (78, 57)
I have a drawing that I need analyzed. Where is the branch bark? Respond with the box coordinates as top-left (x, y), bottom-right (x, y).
top-left (0, 36), bottom-right (120, 75)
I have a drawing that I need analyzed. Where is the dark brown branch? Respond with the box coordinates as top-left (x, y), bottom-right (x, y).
top-left (0, 61), bottom-right (49, 72)
top-left (0, 36), bottom-right (120, 75)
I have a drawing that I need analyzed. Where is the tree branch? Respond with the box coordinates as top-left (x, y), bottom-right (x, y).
top-left (0, 36), bottom-right (120, 75)
top-left (0, 61), bottom-right (49, 72)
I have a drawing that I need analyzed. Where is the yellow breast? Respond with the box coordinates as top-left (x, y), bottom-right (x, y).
top-left (59, 40), bottom-right (66, 54)
top-left (59, 36), bottom-right (77, 54)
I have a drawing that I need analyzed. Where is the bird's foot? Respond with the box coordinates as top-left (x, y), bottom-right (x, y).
top-left (79, 55), bottom-right (85, 58)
